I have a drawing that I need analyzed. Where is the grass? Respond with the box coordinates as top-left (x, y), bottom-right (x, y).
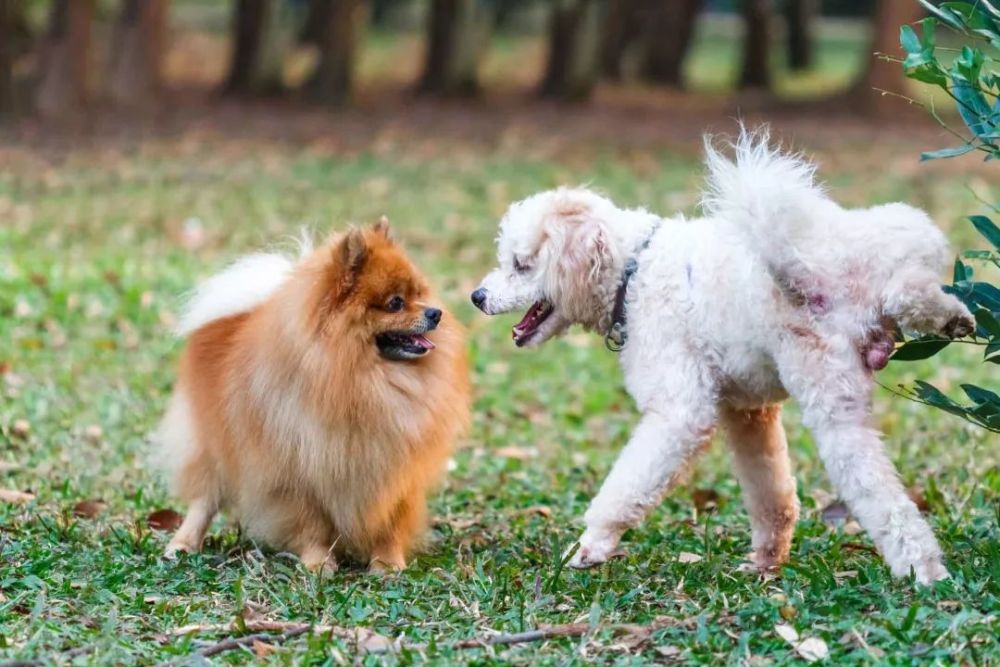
top-left (0, 126), bottom-right (997, 665)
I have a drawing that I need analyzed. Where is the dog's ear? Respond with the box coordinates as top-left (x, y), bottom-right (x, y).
top-left (373, 215), bottom-right (392, 239)
top-left (559, 217), bottom-right (612, 282)
top-left (328, 228), bottom-right (368, 298)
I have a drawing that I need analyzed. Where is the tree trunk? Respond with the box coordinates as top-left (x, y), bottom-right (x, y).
top-left (785, 0), bottom-right (815, 71)
top-left (539, 0), bottom-right (602, 101)
top-left (418, 0), bottom-right (491, 96)
top-left (0, 0), bottom-right (15, 115)
top-left (307, 0), bottom-right (366, 106)
top-left (225, 0), bottom-right (289, 95)
top-left (641, 0), bottom-right (703, 87)
top-left (35, 0), bottom-right (94, 119)
top-left (851, 0), bottom-right (923, 115)
top-left (738, 0), bottom-right (773, 90)
top-left (601, 0), bottom-right (639, 80)
top-left (108, 0), bottom-right (169, 108)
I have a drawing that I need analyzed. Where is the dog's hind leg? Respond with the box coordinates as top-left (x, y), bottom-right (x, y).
top-left (883, 267), bottom-right (974, 339)
top-left (568, 363), bottom-right (718, 569)
top-left (777, 336), bottom-right (948, 584)
top-left (721, 404), bottom-right (799, 570)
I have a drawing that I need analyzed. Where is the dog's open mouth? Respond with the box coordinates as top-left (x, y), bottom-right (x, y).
top-left (512, 300), bottom-right (553, 347)
top-left (376, 331), bottom-right (435, 361)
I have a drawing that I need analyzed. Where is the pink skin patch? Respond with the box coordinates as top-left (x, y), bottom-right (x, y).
top-left (862, 328), bottom-right (894, 371)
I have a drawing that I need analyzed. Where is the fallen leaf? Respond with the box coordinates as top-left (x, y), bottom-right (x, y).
top-left (518, 505), bottom-right (552, 518)
top-left (907, 486), bottom-right (930, 513)
top-left (493, 446), bottom-right (538, 460)
top-left (655, 645), bottom-right (681, 658)
top-left (691, 488), bottom-right (719, 512)
top-left (354, 627), bottom-right (393, 653)
top-left (10, 419), bottom-right (30, 438)
top-left (821, 501), bottom-right (850, 525)
top-left (834, 570), bottom-right (858, 581)
top-left (677, 552), bottom-right (702, 564)
top-left (83, 425), bottom-right (103, 443)
top-left (0, 488), bottom-right (34, 503)
top-left (73, 499), bottom-right (107, 519)
top-left (147, 508), bottom-right (184, 531)
top-left (253, 640), bottom-right (278, 657)
top-left (779, 605), bottom-right (797, 620)
top-left (776, 624), bottom-right (828, 662)
top-left (775, 624), bottom-right (799, 644)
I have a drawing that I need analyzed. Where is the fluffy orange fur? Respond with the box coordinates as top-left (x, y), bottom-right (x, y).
top-left (156, 223), bottom-right (469, 572)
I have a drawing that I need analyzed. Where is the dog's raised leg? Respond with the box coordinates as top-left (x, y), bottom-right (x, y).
top-left (165, 497), bottom-right (217, 558)
top-left (568, 396), bottom-right (717, 569)
top-left (721, 405), bottom-right (799, 570)
top-left (777, 337), bottom-right (948, 584)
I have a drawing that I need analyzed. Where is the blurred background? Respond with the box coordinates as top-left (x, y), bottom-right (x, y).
top-left (0, 1), bottom-right (959, 124)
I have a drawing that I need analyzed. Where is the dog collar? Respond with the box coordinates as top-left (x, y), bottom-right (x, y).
top-left (605, 222), bottom-right (660, 352)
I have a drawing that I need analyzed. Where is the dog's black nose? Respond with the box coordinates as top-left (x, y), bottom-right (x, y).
top-left (471, 288), bottom-right (487, 310)
top-left (424, 308), bottom-right (442, 324)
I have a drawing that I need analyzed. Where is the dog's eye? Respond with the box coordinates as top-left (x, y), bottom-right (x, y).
top-left (385, 296), bottom-right (405, 312)
top-left (513, 257), bottom-right (531, 273)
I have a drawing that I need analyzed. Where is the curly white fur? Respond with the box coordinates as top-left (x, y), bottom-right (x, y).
top-left (473, 129), bottom-right (973, 585)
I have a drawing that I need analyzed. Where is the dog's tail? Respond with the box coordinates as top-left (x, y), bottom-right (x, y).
top-left (701, 126), bottom-right (822, 250)
top-left (175, 252), bottom-right (294, 336)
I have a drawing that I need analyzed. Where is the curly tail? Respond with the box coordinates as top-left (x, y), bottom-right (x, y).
top-left (701, 126), bottom-right (823, 248)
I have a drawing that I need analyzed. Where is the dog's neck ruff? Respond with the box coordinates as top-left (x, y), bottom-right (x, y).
top-left (605, 222), bottom-right (660, 352)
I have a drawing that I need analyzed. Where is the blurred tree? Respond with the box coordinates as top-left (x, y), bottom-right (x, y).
top-left (418, 0), bottom-right (491, 96)
top-left (601, 0), bottom-right (640, 80)
top-left (35, 0), bottom-right (93, 118)
top-left (108, 0), bottom-right (169, 107)
top-left (641, 0), bottom-right (703, 86)
top-left (540, 0), bottom-right (602, 100)
top-left (784, 0), bottom-right (815, 70)
top-left (225, 0), bottom-right (290, 95)
top-left (851, 0), bottom-right (922, 114)
top-left (0, 0), bottom-right (16, 114)
top-left (739, 0), bottom-right (773, 89)
top-left (306, 0), bottom-right (366, 105)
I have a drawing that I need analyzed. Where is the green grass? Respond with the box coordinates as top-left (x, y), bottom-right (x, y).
top-left (0, 133), bottom-right (998, 666)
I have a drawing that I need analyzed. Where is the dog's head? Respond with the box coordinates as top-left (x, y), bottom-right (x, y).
top-left (471, 188), bottom-right (623, 347)
top-left (316, 220), bottom-right (443, 361)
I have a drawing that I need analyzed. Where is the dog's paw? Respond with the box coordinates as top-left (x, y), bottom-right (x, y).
top-left (566, 529), bottom-right (624, 569)
top-left (942, 314), bottom-right (975, 339)
top-left (912, 558), bottom-right (950, 586)
top-left (164, 540), bottom-right (198, 559)
top-left (368, 556), bottom-right (406, 575)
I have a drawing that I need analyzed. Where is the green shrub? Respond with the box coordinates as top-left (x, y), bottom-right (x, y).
top-left (892, 0), bottom-right (999, 432)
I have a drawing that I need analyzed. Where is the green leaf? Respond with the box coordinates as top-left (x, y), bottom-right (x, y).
top-left (900, 24), bottom-right (923, 55)
top-left (970, 215), bottom-right (1000, 250)
top-left (975, 308), bottom-right (1000, 338)
top-left (954, 258), bottom-right (974, 283)
top-left (891, 337), bottom-right (952, 361)
top-left (961, 383), bottom-right (1000, 406)
top-left (920, 144), bottom-right (977, 161)
top-left (920, 0), bottom-right (971, 31)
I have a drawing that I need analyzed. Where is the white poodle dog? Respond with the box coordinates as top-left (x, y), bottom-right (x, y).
top-left (470, 130), bottom-right (974, 584)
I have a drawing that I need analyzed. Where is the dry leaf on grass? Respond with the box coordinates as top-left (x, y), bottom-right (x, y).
top-left (253, 640), bottom-right (278, 657)
top-left (518, 505), bottom-right (552, 518)
top-left (147, 509), bottom-right (184, 531)
top-left (493, 446), bottom-right (538, 460)
top-left (691, 488), bottom-right (719, 512)
top-left (677, 552), bottom-right (702, 564)
top-left (907, 485), bottom-right (931, 513)
top-left (10, 419), bottom-right (30, 438)
top-left (0, 488), bottom-right (34, 503)
top-left (73, 499), bottom-right (107, 519)
top-left (775, 624), bottom-right (829, 662)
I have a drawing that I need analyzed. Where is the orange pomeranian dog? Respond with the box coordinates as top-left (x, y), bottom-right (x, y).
top-left (154, 220), bottom-right (469, 572)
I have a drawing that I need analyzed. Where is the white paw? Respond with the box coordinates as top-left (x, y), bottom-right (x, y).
top-left (566, 528), bottom-right (624, 569)
top-left (912, 558), bottom-right (950, 585)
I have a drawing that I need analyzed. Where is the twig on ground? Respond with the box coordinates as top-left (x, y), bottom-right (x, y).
top-left (157, 616), bottom-right (688, 663)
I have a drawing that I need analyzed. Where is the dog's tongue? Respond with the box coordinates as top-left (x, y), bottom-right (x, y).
top-left (411, 334), bottom-right (435, 350)
top-left (512, 301), bottom-right (545, 338)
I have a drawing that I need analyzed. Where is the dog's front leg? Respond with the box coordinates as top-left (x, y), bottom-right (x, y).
top-left (568, 407), bottom-right (716, 568)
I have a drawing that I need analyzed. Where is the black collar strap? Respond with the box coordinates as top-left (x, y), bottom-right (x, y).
top-left (605, 223), bottom-right (660, 352)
